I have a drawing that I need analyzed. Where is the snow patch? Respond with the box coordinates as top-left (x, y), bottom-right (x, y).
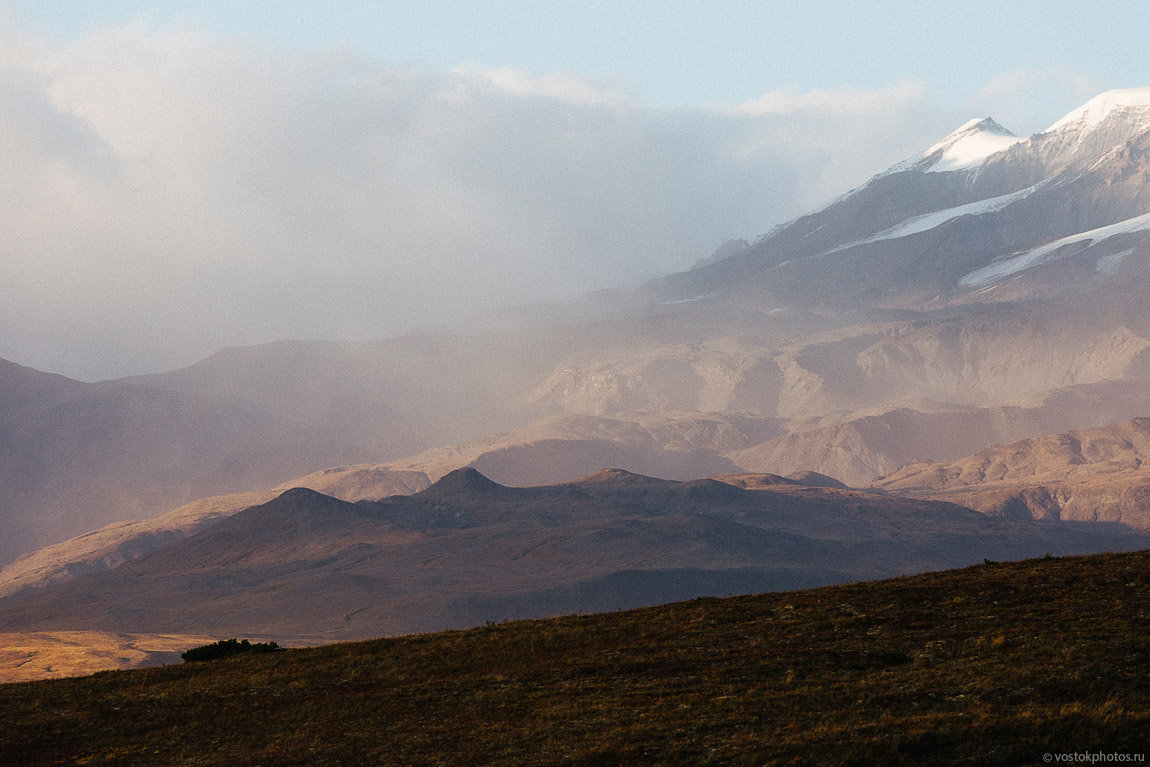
top-left (821, 182), bottom-right (1045, 256)
top-left (960, 212), bottom-right (1150, 287)
top-left (660, 293), bottom-right (716, 305)
top-left (1096, 248), bottom-right (1135, 274)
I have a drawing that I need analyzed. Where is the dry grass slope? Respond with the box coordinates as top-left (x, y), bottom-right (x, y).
top-left (2, 550), bottom-right (1148, 766)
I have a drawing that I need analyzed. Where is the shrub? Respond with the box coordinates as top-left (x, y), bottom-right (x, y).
top-left (181, 638), bottom-right (281, 663)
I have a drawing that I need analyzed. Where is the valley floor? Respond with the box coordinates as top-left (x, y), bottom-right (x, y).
top-left (1, 550), bottom-right (1148, 766)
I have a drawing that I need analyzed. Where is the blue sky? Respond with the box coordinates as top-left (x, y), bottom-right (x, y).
top-left (1, 1), bottom-right (1147, 378)
top-left (5, 0), bottom-right (1147, 122)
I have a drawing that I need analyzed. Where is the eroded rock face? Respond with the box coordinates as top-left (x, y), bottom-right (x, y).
top-left (855, 322), bottom-right (1150, 405)
top-left (872, 417), bottom-right (1150, 528)
top-left (528, 344), bottom-right (786, 417)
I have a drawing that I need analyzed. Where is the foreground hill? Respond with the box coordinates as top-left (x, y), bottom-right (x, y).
top-left (3, 550), bottom-right (1147, 766)
top-left (1, 469), bottom-right (1142, 649)
top-left (873, 417), bottom-right (1150, 527)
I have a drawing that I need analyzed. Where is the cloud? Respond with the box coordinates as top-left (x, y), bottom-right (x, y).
top-left (966, 67), bottom-right (1104, 135)
top-left (451, 64), bottom-right (634, 109)
top-left (718, 81), bottom-right (953, 209)
top-left (728, 81), bottom-right (928, 118)
top-left (0, 20), bottom-right (961, 380)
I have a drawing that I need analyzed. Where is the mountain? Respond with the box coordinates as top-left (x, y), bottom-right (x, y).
top-left (872, 416), bottom-right (1150, 527)
top-left (1, 469), bottom-right (1142, 648)
top-left (7, 88), bottom-right (1150, 578)
top-left (732, 381), bottom-right (1150, 486)
top-left (377, 411), bottom-right (781, 483)
top-left (653, 87), bottom-right (1150, 308)
top-left (97, 92), bottom-right (1150, 498)
top-left (119, 334), bottom-right (581, 459)
top-left (16, 401), bottom-right (1150, 604)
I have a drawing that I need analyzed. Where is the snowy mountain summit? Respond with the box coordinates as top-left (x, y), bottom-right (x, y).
top-left (919, 117), bottom-right (1021, 173)
top-left (662, 87), bottom-right (1150, 308)
top-left (1046, 87), bottom-right (1150, 135)
top-left (1029, 87), bottom-right (1150, 176)
top-left (883, 116), bottom-right (1021, 175)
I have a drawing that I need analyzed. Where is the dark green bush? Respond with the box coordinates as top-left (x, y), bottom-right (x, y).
top-left (181, 638), bottom-right (281, 663)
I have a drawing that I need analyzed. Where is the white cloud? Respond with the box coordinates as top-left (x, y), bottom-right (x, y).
top-left (728, 81), bottom-right (927, 118)
top-left (451, 64), bottom-right (634, 109)
top-left (717, 81), bottom-right (954, 209)
top-left (0, 20), bottom-right (968, 380)
top-left (965, 67), bottom-right (1104, 136)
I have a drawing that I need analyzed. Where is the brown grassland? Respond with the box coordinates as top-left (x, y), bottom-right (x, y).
top-left (1, 550), bottom-right (1148, 766)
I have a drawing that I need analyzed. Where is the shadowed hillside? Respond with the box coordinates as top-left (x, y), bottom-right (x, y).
top-left (0, 469), bottom-right (1143, 654)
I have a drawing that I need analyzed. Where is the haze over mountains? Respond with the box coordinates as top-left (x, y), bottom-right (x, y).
top-left (0, 357), bottom-right (362, 566)
top-left (4, 89), bottom-right (1150, 679)
top-left (5, 88), bottom-right (1150, 559)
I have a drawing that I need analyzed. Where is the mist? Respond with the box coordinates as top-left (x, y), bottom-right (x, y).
top-left (0, 20), bottom-right (1070, 381)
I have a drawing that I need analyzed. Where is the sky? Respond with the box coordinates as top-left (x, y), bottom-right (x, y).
top-left (1, 1), bottom-right (1147, 380)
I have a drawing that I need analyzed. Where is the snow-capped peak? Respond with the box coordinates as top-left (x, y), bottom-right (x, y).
top-left (921, 117), bottom-right (1022, 173)
top-left (1045, 87), bottom-right (1150, 134)
top-left (932, 117), bottom-right (1016, 147)
top-left (883, 117), bottom-right (1022, 176)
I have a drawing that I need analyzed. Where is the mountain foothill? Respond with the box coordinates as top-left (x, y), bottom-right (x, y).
top-left (5, 88), bottom-right (1150, 680)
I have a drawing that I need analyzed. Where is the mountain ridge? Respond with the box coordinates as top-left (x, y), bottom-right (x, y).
top-left (664, 87), bottom-right (1150, 304)
top-left (1, 467), bottom-right (1143, 650)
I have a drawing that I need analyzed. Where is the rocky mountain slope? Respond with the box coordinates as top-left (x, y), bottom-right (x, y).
top-left (652, 87), bottom-right (1150, 308)
top-left (872, 416), bottom-right (1150, 527)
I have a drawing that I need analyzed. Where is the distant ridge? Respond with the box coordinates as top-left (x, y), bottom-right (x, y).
top-left (564, 468), bottom-right (672, 486)
top-left (1, 467), bottom-right (1142, 651)
top-left (0, 355), bottom-right (362, 568)
top-left (417, 467), bottom-right (514, 497)
top-left (872, 416), bottom-right (1150, 528)
top-left (784, 471), bottom-right (848, 489)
